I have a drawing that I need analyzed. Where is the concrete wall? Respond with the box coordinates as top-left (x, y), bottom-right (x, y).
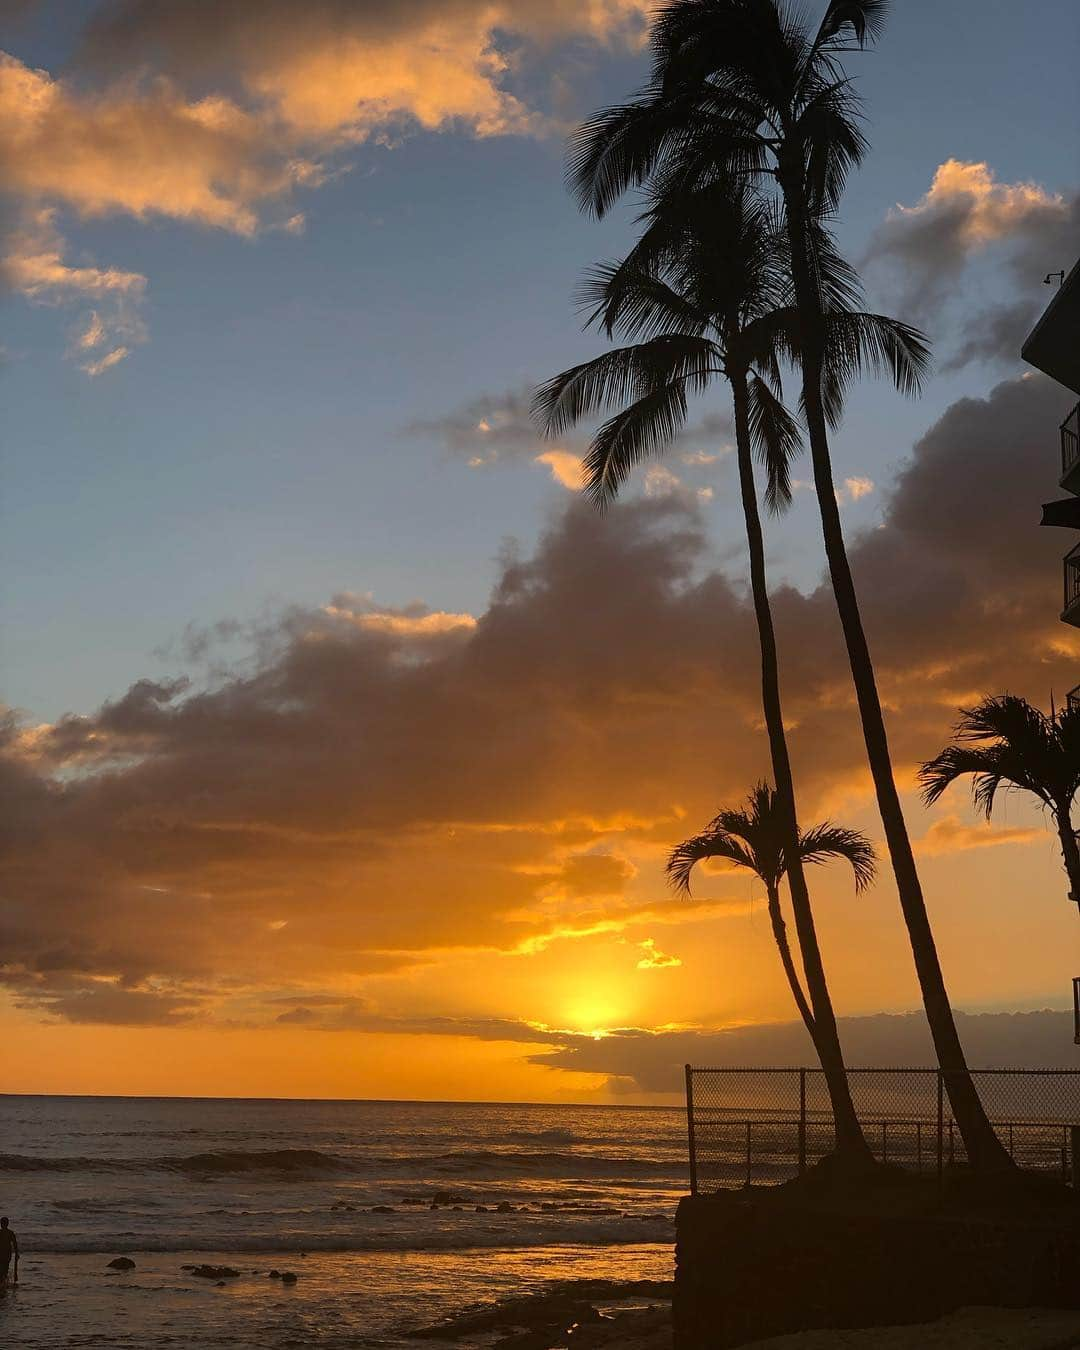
top-left (674, 1192), bottom-right (1080, 1349)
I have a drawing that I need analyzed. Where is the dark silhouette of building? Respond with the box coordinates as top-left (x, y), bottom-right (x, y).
top-left (1023, 261), bottom-right (1080, 1040)
top-left (1023, 260), bottom-right (1080, 649)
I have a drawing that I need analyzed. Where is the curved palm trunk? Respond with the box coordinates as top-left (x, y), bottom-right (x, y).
top-left (1053, 805), bottom-right (1080, 908)
top-left (778, 175), bottom-right (1012, 1173)
top-left (731, 373), bottom-right (870, 1160)
top-left (764, 880), bottom-right (815, 1035)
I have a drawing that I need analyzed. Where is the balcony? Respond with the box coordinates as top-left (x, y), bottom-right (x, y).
top-left (1064, 544), bottom-right (1080, 625)
top-left (1061, 402), bottom-right (1080, 492)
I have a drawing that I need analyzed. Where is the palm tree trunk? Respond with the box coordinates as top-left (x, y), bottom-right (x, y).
top-left (764, 880), bottom-right (815, 1035)
top-left (732, 373), bottom-right (870, 1160)
top-left (778, 177), bottom-right (1012, 1173)
top-left (1054, 806), bottom-right (1080, 908)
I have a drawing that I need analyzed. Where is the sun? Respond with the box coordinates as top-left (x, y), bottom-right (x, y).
top-left (563, 996), bottom-right (624, 1039)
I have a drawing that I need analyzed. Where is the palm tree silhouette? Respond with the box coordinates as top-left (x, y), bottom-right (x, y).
top-left (668, 783), bottom-right (876, 1041)
top-left (921, 694), bottom-right (1080, 908)
top-left (565, 0), bottom-right (1010, 1171)
top-left (535, 182), bottom-right (879, 1158)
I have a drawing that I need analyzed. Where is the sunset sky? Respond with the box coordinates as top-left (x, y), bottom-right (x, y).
top-left (2, 0), bottom-right (1080, 1103)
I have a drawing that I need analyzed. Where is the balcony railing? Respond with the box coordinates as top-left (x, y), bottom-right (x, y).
top-left (1064, 544), bottom-right (1080, 620)
top-left (1062, 402), bottom-right (1080, 484)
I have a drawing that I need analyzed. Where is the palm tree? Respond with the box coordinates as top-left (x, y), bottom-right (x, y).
top-left (534, 182), bottom-right (873, 1159)
top-left (566, 0), bottom-right (1011, 1171)
top-left (921, 694), bottom-right (1080, 907)
top-left (668, 783), bottom-right (876, 1046)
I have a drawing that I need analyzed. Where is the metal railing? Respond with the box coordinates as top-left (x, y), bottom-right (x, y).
top-left (1063, 544), bottom-right (1080, 617)
top-left (685, 1066), bottom-right (1080, 1193)
top-left (1062, 402), bottom-right (1080, 483)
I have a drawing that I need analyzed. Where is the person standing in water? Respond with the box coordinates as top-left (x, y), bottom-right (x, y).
top-left (0, 1218), bottom-right (18, 1284)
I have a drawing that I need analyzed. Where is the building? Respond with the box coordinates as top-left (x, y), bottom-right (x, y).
top-left (1022, 260), bottom-right (1080, 1042)
top-left (1022, 260), bottom-right (1080, 652)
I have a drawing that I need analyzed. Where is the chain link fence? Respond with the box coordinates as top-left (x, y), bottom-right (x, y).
top-left (685, 1066), bottom-right (1080, 1192)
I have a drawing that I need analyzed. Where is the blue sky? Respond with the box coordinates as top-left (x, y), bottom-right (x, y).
top-left (2, 0), bottom-right (1078, 723)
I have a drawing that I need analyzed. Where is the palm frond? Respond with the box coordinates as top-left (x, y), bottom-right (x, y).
top-left (583, 380), bottom-right (691, 506)
top-left (578, 261), bottom-right (712, 342)
top-left (815, 0), bottom-right (890, 49)
top-left (919, 745), bottom-right (1015, 818)
top-left (819, 312), bottom-right (931, 428)
top-left (567, 93), bottom-right (706, 219)
top-left (797, 822), bottom-right (877, 891)
top-left (796, 79), bottom-right (868, 214)
top-left (532, 336), bottom-right (719, 438)
top-left (746, 372), bottom-right (803, 514)
top-left (667, 826), bottom-right (759, 895)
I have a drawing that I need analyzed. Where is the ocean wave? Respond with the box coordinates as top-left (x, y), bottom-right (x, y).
top-left (2, 1148), bottom-right (352, 1177)
top-left (430, 1150), bottom-right (682, 1177)
top-left (0, 1154), bottom-right (133, 1174)
top-left (166, 1149), bottom-right (351, 1176)
top-left (501, 1129), bottom-right (577, 1144)
top-left (6, 1145), bottom-right (684, 1181)
top-left (27, 1215), bottom-right (674, 1256)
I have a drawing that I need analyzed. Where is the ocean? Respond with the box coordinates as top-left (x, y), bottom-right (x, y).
top-left (0, 1095), bottom-right (681, 1347)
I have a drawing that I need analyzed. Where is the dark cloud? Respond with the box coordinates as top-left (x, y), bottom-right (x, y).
top-left (24, 985), bottom-right (202, 1027)
top-left (2, 375), bottom-right (1076, 1026)
top-left (529, 1009), bottom-right (1077, 1093)
top-left (410, 385), bottom-right (540, 464)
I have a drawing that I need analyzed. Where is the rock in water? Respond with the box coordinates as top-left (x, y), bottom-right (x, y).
top-left (281, 1271), bottom-right (298, 1284)
top-left (107, 1257), bottom-right (136, 1270)
top-left (183, 1264), bottom-right (241, 1280)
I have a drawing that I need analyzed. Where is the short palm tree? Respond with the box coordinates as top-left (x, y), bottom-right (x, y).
top-left (668, 783), bottom-right (876, 1042)
top-left (921, 694), bottom-right (1080, 907)
top-left (535, 181), bottom-right (881, 1158)
top-left (566, 0), bottom-right (1011, 1172)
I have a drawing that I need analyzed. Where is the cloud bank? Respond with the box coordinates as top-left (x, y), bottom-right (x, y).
top-left (2, 373), bottom-right (1076, 1048)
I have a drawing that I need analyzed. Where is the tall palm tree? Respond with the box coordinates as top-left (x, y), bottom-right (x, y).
top-left (534, 182), bottom-right (875, 1158)
top-left (668, 783), bottom-right (876, 1044)
top-left (566, 0), bottom-right (1011, 1171)
top-left (921, 694), bottom-right (1080, 907)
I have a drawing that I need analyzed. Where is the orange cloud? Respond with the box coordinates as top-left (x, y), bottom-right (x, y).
top-left (3, 375), bottom-right (1077, 1043)
top-left (916, 814), bottom-right (1044, 857)
top-left (636, 938), bottom-right (681, 970)
top-left (534, 450), bottom-right (585, 490)
top-left (892, 159), bottom-right (1066, 248)
top-left (0, 54), bottom-right (310, 235)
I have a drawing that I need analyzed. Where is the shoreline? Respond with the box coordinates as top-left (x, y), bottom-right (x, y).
top-left (414, 1281), bottom-right (1080, 1350)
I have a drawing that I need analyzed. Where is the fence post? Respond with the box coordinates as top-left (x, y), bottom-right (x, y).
top-left (798, 1068), bottom-right (807, 1176)
top-left (684, 1064), bottom-right (698, 1195)
top-left (1071, 1126), bottom-right (1080, 1189)
top-left (746, 1120), bottom-right (752, 1188)
top-left (936, 1071), bottom-right (944, 1191)
top-left (881, 1120), bottom-right (888, 1165)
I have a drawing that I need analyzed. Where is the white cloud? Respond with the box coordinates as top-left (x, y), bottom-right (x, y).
top-left (643, 465), bottom-right (682, 498)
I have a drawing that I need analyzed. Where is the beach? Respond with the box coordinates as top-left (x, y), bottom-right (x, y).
top-left (0, 1094), bottom-right (676, 1347)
